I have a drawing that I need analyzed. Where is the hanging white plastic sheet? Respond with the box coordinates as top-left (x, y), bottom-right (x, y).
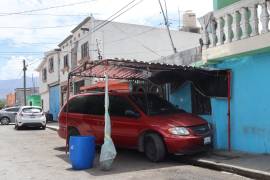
top-left (99, 74), bottom-right (117, 171)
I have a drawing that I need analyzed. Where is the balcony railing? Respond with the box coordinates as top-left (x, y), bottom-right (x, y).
top-left (199, 0), bottom-right (270, 49)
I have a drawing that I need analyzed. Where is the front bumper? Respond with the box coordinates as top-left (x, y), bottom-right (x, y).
top-left (164, 134), bottom-right (212, 154)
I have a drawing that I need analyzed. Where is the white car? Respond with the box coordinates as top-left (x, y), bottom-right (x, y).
top-left (15, 106), bottom-right (46, 130)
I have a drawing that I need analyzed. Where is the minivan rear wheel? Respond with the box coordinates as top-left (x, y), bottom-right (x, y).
top-left (67, 127), bottom-right (80, 146)
top-left (144, 133), bottom-right (166, 162)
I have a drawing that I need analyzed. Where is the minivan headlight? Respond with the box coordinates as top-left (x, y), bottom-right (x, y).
top-left (168, 127), bottom-right (190, 136)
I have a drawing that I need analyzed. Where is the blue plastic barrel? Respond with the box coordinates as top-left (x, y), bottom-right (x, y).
top-left (69, 136), bottom-right (96, 170)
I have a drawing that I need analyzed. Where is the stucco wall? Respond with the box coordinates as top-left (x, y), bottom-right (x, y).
top-left (92, 20), bottom-right (201, 62)
top-left (170, 82), bottom-right (192, 113)
top-left (169, 52), bottom-right (270, 154)
top-left (210, 52), bottom-right (270, 153)
top-left (213, 0), bottom-right (240, 10)
top-left (40, 92), bottom-right (49, 112)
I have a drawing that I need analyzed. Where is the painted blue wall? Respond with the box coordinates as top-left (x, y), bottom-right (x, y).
top-left (169, 51), bottom-right (270, 154)
top-left (211, 52), bottom-right (270, 153)
top-left (170, 82), bottom-right (192, 113)
top-left (49, 85), bottom-right (60, 121)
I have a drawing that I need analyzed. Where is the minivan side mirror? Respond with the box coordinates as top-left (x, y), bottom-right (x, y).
top-left (125, 110), bottom-right (140, 118)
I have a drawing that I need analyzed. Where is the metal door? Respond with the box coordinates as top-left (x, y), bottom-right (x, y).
top-left (49, 85), bottom-right (60, 121)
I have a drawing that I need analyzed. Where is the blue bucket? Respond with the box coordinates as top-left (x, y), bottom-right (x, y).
top-left (69, 136), bottom-right (96, 170)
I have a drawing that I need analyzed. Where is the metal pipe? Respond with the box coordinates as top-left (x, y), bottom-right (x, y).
top-left (227, 71), bottom-right (231, 151)
top-left (65, 73), bottom-right (71, 154)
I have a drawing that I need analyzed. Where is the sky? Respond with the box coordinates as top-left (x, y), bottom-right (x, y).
top-left (0, 0), bottom-right (213, 80)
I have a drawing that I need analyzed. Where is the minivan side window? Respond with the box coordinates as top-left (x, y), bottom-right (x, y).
top-left (109, 96), bottom-right (137, 117)
top-left (68, 96), bottom-right (86, 114)
top-left (84, 95), bottom-right (105, 115)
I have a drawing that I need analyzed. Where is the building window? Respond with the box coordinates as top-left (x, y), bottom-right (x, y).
top-left (42, 68), bottom-right (47, 81)
top-left (191, 85), bottom-right (211, 115)
top-left (48, 57), bottom-right (54, 72)
top-left (81, 42), bottom-right (89, 59)
top-left (64, 55), bottom-right (69, 68)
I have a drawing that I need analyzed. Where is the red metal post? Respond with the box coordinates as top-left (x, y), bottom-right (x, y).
top-left (227, 71), bottom-right (231, 152)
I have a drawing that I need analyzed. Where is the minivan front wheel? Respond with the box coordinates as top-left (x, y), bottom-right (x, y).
top-left (144, 133), bottom-right (166, 162)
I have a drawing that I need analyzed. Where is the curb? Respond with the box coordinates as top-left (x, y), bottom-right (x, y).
top-left (186, 158), bottom-right (270, 180)
top-left (46, 126), bottom-right (58, 131)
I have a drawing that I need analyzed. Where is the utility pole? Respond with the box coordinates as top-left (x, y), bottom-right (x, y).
top-left (23, 60), bottom-right (27, 106)
top-left (158, 0), bottom-right (177, 53)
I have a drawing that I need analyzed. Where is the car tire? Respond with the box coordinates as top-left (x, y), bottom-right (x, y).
top-left (41, 125), bottom-right (46, 130)
top-left (0, 117), bottom-right (10, 125)
top-left (15, 124), bottom-right (20, 130)
top-left (144, 133), bottom-right (166, 162)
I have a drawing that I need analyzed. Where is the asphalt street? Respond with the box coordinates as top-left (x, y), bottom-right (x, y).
top-left (0, 125), bottom-right (250, 180)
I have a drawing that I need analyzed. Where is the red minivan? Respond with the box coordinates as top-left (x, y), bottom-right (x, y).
top-left (58, 92), bottom-right (212, 162)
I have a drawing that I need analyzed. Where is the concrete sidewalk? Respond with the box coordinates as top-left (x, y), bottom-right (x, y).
top-left (183, 150), bottom-right (270, 179)
top-left (45, 123), bottom-right (270, 179)
top-left (46, 121), bottom-right (59, 131)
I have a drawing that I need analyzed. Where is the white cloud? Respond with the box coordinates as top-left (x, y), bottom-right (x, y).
top-left (0, 0), bottom-right (212, 45)
top-left (0, 0), bottom-right (213, 80)
top-left (0, 56), bottom-right (40, 80)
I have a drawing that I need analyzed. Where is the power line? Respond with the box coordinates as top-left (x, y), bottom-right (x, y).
top-left (92, 0), bottom-right (137, 31)
top-left (111, 23), bottom-right (161, 57)
top-left (8, 13), bottom-right (91, 17)
top-left (0, 1), bottom-right (95, 16)
top-left (0, 24), bottom-right (78, 29)
top-left (104, 27), bottom-right (157, 44)
top-left (92, 0), bottom-right (144, 32)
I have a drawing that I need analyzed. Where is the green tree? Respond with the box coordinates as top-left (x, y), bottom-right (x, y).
top-left (0, 99), bottom-right (6, 109)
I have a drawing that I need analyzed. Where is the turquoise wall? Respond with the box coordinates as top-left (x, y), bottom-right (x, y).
top-left (170, 51), bottom-right (270, 153)
top-left (211, 52), bottom-right (270, 153)
top-left (170, 82), bottom-right (192, 113)
top-left (213, 0), bottom-right (240, 10)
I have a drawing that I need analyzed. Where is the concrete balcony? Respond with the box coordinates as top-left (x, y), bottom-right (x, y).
top-left (199, 0), bottom-right (270, 62)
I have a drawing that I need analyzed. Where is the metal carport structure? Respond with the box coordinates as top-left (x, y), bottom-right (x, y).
top-left (66, 59), bottom-right (232, 151)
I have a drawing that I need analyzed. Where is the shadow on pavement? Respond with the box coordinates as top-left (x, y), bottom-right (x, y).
top-left (13, 126), bottom-right (45, 131)
top-left (56, 148), bottom-right (184, 176)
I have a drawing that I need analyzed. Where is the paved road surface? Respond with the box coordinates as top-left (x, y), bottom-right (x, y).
top-left (0, 125), bottom-right (250, 180)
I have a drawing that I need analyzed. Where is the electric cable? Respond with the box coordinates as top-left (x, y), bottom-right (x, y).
top-left (0, 1), bottom-right (96, 16)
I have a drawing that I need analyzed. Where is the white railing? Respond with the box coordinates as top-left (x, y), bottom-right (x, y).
top-left (199, 0), bottom-right (270, 49)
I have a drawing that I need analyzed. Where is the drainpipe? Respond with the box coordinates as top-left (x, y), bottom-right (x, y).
top-left (227, 71), bottom-right (231, 152)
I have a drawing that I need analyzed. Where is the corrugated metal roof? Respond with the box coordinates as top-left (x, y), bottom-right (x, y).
top-left (70, 58), bottom-right (209, 81)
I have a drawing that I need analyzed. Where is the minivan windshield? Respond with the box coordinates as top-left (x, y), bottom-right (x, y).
top-left (130, 94), bottom-right (185, 115)
top-left (22, 107), bottom-right (42, 113)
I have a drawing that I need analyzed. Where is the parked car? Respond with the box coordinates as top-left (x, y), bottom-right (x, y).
top-left (58, 92), bottom-right (212, 162)
top-left (15, 106), bottom-right (46, 130)
top-left (0, 106), bottom-right (20, 125)
top-left (45, 112), bottom-right (53, 122)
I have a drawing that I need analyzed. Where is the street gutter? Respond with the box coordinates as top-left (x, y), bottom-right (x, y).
top-left (185, 158), bottom-right (270, 180)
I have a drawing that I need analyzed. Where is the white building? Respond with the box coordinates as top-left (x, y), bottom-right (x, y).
top-left (37, 16), bottom-right (201, 120)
